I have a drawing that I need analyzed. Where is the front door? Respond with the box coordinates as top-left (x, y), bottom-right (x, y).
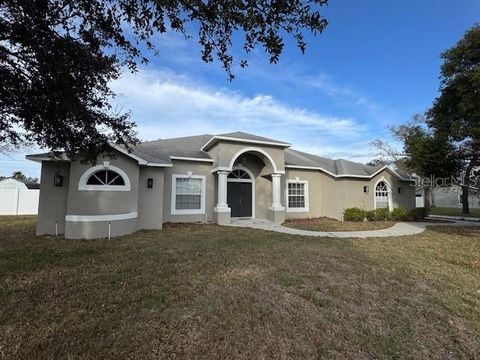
top-left (227, 182), bottom-right (252, 217)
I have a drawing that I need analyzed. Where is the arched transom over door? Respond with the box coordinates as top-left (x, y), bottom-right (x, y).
top-left (227, 168), bottom-right (254, 218)
top-left (375, 181), bottom-right (390, 209)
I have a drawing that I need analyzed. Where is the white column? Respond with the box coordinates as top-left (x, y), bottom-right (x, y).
top-left (271, 173), bottom-right (283, 210)
top-left (216, 170), bottom-right (229, 209)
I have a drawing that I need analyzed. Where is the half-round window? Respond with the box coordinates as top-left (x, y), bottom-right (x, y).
top-left (86, 170), bottom-right (125, 186)
top-left (79, 164), bottom-right (131, 191)
top-left (228, 169), bottom-right (251, 180)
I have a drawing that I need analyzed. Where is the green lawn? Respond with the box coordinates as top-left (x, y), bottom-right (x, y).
top-left (1, 216), bottom-right (480, 359)
top-left (430, 207), bottom-right (480, 218)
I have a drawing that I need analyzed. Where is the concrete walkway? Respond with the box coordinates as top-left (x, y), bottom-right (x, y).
top-left (228, 218), bottom-right (480, 239)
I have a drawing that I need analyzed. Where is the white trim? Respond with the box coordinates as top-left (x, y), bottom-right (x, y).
top-left (170, 156), bottom-right (214, 163)
top-left (78, 164), bottom-right (131, 191)
top-left (201, 135), bottom-right (290, 151)
top-left (228, 147), bottom-right (281, 174)
top-left (285, 164), bottom-right (411, 181)
top-left (66, 212), bottom-right (137, 222)
top-left (374, 177), bottom-right (393, 211)
top-left (107, 144), bottom-right (173, 167)
top-left (286, 179), bottom-right (309, 212)
top-left (109, 143), bottom-right (148, 165)
top-left (25, 155), bottom-right (52, 163)
top-left (145, 162), bottom-right (173, 168)
top-left (227, 166), bottom-right (255, 219)
top-left (212, 166), bottom-right (231, 173)
top-left (171, 174), bottom-right (206, 215)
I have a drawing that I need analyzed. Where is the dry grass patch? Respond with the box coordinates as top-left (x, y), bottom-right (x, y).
top-left (1, 216), bottom-right (480, 359)
top-left (284, 216), bottom-right (397, 231)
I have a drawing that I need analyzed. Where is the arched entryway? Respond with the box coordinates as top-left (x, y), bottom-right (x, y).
top-left (213, 146), bottom-right (285, 224)
top-left (227, 167), bottom-right (255, 218)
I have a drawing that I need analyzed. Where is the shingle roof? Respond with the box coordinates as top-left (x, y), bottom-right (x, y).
top-left (26, 132), bottom-right (405, 178)
top-left (285, 148), bottom-right (384, 177)
top-left (217, 132), bottom-right (290, 145)
top-left (133, 134), bottom-right (213, 162)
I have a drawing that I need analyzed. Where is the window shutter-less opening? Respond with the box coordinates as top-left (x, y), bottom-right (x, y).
top-left (375, 181), bottom-right (389, 209)
top-left (175, 178), bottom-right (202, 210)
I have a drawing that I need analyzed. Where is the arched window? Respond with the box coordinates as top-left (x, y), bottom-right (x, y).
top-left (86, 169), bottom-right (125, 186)
top-left (228, 169), bottom-right (251, 180)
top-left (79, 164), bottom-right (131, 191)
top-left (375, 180), bottom-right (390, 209)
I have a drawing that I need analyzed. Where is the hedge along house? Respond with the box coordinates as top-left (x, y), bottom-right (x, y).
top-left (27, 132), bottom-right (416, 239)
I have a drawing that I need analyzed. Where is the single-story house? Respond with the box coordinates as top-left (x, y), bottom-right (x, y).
top-left (27, 132), bottom-right (416, 239)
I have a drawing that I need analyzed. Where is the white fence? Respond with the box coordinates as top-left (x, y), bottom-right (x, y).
top-left (0, 189), bottom-right (39, 215)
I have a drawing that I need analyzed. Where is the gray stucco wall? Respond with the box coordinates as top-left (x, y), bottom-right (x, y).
top-left (137, 167), bottom-right (165, 229)
top-left (162, 161), bottom-right (215, 223)
top-left (285, 168), bottom-right (416, 220)
top-left (207, 141), bottom-right (286, 174)
top-left (64, 151), bottom-right (141, 239)
top-left (65, 218), bottom-right (137, 239)
top-left (66, 153), bottom-right (139, 216)
top-left (36, 161), bottom-right (70, 235)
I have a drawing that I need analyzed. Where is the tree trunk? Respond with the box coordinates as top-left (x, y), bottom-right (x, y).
top-left (424, 186), bottom-right (435, 209)
top-left (461, 159), bottom-right (477, 215)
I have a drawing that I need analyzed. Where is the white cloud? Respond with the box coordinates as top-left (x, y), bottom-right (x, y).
top-left (111, 69), bottom-right (372, 158)
top-left (306, 73), bottom-right (396, 124)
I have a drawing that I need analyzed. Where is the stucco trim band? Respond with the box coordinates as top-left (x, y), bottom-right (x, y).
top-left (65, 212), bottom-right (138, 222)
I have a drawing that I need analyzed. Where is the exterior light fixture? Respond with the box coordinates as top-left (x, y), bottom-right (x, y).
top-left (53, 174), bottom-right (63, 187)
top-left (363, 186), bottom-right (369, 193)
top-left (147, 178), bottom-right (153, 188)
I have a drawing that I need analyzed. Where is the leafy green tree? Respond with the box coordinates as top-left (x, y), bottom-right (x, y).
top-left (11, 171), bottom-right (26, 180)
top-left (393, 120), bottom-right (460, 209)
top-left (0, 0), bottom-right (328, 162)
top-left (371, 115), bottom-right (461, 209)
top-left (427, 24), bottom-right (480, 214)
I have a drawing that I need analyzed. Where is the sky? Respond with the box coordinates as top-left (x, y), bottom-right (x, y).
top-left (1, 0), bottom-right (479, 179)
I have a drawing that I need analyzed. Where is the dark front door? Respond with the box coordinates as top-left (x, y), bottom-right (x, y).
top-left (227, 182), bottom-right (252, 217)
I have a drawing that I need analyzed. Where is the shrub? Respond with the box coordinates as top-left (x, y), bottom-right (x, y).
top-left (373, 208), bottom-right (391, 221)
top-left (408, 207), bottom-right (430, 220)
top-left (366, 210), bottom-right (376, 221)
top-left (390, 207), bottom-right (409, 221)
top-left (343, 207), bottom-right (366, 222)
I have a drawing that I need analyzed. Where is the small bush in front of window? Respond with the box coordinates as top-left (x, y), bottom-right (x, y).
top-left (343, 208), bottom-right (367, 222)
top-left (366, 210), bottom-right (376, 221)
top-left (390, 208), bottom-right (409, 221)
top-left (372, 208), bottom-right (391, 221)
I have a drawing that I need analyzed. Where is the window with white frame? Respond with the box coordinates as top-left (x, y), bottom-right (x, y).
top-left (86, 169), bottom-right (125, 186)
top-left (78, 164), bottom-right (131, 191)
top-left (171, 174), bottom-right (206, 214)
top-left (375, 181), bottom-right (390, 209)
top-left (286, 180), bottom-right (309, 212)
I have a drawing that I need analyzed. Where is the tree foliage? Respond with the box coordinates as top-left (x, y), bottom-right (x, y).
top-left (1, 0), bottom-right (328, 161)
top-left (371, 115), bottom-right (461, 209)
top-left (427, 24), bottom-right (480, 213)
